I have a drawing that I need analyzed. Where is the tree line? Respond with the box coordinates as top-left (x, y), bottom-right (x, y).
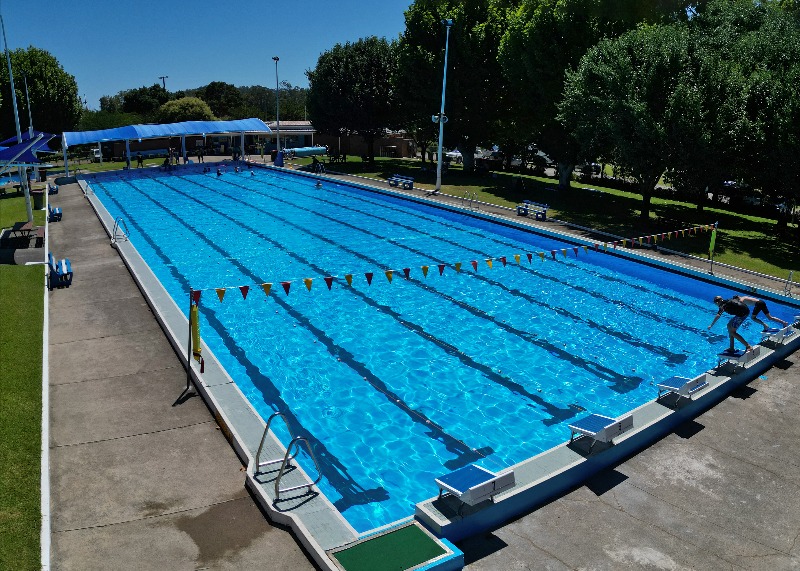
top-left (83, 80), bottom-right (308, 130)
top-left (307, 0), bottom-right (800, 220)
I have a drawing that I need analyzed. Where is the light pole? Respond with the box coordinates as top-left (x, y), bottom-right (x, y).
top-left (159, 75), bottom-right (168, 90)
top-left (433, 18), bottom-right (454, 194)
top-left (272, 56), bottom-right (280, 153)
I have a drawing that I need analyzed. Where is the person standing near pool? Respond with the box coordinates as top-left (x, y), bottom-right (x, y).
top-left (732, 295), bottom-right (788, 331)
top-left (708, 295), bottom-right (753, 352)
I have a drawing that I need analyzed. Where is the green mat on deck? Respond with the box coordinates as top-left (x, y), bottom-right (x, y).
top-left (332, 524), bottom-right (446, 571)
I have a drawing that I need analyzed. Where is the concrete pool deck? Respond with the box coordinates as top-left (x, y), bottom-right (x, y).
top-left (45, 168), bottom-right (800, 570)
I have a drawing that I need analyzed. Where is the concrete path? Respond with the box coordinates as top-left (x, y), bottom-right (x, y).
top-left (47, 182), bottom-right (316, 570)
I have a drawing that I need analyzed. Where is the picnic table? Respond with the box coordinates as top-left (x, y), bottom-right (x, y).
top-left (9, 221), bottom-right (34, 238)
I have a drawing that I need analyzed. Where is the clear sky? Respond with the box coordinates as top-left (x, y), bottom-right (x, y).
top-left (1, 1), bottom-right (412, 109)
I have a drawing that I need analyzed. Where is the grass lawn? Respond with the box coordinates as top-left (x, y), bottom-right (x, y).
top-left (0, 195), bottom-right (45, 571)
top-left (300, 156), bottom-right (798, 280)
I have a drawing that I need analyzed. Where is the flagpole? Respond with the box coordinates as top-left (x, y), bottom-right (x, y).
top-left (708, 222), bottom-right (718, 275)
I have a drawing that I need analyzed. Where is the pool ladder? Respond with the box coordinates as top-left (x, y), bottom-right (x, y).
top-left (253, 411), bottom-right (323, 500)
top-left (111, 217), bottom-right (129, 246)
top-left (462, 190), bottom-right (478, 210)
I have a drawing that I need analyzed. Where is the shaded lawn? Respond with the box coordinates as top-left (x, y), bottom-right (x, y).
top-left (0, 264), bottom-right (43, 571)
top-left (314, 157), bottom-right (797, 280)
top-left (0, 194), bottom-right (46, 570)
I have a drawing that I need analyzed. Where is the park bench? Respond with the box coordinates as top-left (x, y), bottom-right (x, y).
top-left (516, 200), bottom-right (548, 220)
top-left (388, 174), bottom-right (414, 190)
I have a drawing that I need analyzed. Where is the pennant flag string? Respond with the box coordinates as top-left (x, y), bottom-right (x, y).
top-left (191, 222), bottom-right (714, 300)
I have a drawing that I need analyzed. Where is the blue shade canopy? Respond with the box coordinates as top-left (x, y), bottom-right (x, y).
top-left (0, 133), bottom-right (55, 165)
top-left (0, 129), bottom-right (56, 146)
top-left (62, 118), bottom-right (272, 148)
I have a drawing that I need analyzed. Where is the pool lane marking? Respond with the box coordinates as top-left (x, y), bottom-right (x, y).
top-left (100, 178), bottom-right (497, 475)
top-left (220, 173), bottom-right (714, 343)
top-left (146, 175), bottom-right (581, 426)
top-left (197, 174), bottom-right (691, 369)
top-left (92, 181), bottom-right (412, 510)
top-left (252, 170), bottom-right (711, 311)
top-left (162, 174), bottom-right (643, 400)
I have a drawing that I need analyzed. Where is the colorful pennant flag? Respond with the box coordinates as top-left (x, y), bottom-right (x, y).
top-left (438, 264), bottom-right (446, 276)
top-left (192, 290), bottom-right (201, 304)
top-left (538, 252), bottom-right (545, 261)
top-left (304, 278), bottom-right (313, 291)
top-left (261, 283), bottom-right (272, 296)
top-left (403, 268), bottom-right (411, 279)
top-left (455, 262), bottom-right (462, 273)
top-left (345, 274), bottom-right (353, 286)
top-left (281, 281), bottom-right (291, 295)
top-left (365, 272), bottom-right (374, 285)
top-left (471, 260), bottom-right (478, 271)
top-left (514, 254), bottom-right (520, 264)
top-left (385, 270), bottom-right (393, 283)
top-left (421, 265), bottom-right (429, 277)
top-left (486, 259), bottom-right (493, 269)
top-left (239, 285), bottom-right (249, 300)
top-left (527, 253), bottom-right (533, 264)
top-left (215, 288), bottom-right (226, 302)
top-left (324, 276), bottom-right (334, 290)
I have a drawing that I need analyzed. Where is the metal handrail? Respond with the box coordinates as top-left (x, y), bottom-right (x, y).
top-left (253, 411), bottom-right (298, 474)
top-left (274, 436), bottom-right (322, 499)
top-left (111, 217), bottom-right (129, 245)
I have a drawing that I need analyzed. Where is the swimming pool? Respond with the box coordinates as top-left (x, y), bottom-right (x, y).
top-left (88, 166), bottom-right (796, 533)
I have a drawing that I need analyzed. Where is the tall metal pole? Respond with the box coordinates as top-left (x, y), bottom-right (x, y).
top-left (23, 74), bottom-right (38, 181)
top-left (272, 56), bottom-right (280, 153)
top-left (159, 75), bottom-right (168, 90)
top-left (0, 9), bottom-right (33, 223)
top-left (435, 19), bottom-right (454, 194)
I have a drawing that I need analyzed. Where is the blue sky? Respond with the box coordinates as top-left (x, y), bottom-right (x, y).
top-left (1, 1), bottom-right (411, 109)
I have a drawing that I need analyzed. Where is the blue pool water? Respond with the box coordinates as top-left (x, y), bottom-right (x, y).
top-left (88, 167), bottom-right (796, 532)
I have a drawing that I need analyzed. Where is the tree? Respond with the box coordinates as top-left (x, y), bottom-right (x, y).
top-left (307, 36), bottom-right (398, 161)
top-left (560, 24), bottom-right (692, 219)
top-left (78, 110), bottom-right (143, 131)
top-left (396, 0), bottom-right (516, 172)
top-left (158, 97), bottom-right (216, 123)
top-left (499, 0), bottom-right (691, 186)
top-left (198, 81), bottom-right (244, 119)
top-left (0, 46), bottom-right (81, 139)
top-left (121, 84), bottom-right (171, 119)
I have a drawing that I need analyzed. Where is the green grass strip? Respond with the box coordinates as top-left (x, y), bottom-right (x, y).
top-left (333, 524), bottom-right (446, 571)
top-left (0, 265), bottom-right (43, 571)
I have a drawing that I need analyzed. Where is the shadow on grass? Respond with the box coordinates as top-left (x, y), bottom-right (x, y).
top-left (328, 158), bottom-right (798, 277)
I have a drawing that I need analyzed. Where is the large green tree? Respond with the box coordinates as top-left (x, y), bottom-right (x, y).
top-left (197, 81), bottom-right (245, 119)
top-left (560, 23), bottom-right (692, 219)
top-left (158, 97), bottom-right (216, 123)
top-left (0, 47), bottom-right (81, 139)
top-left (307, 36), bottom-right (397, 161)
top-left (499, 0), bottom-right (690, 186)
top-left (396, 0), bottom-right (516, 172)
top-left (121, 84), bottom-right (171, 119)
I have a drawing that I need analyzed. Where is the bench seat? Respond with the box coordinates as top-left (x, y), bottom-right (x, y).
top-left (517, 200), bottom-right (548, 220)
top-left (388, 174), bottom-right (414, 190)
top-left (48, 252), bottom-right (73, 290)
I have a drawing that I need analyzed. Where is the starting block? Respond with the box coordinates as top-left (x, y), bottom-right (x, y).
top-left (717, 346), bottom-right (760, 370)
